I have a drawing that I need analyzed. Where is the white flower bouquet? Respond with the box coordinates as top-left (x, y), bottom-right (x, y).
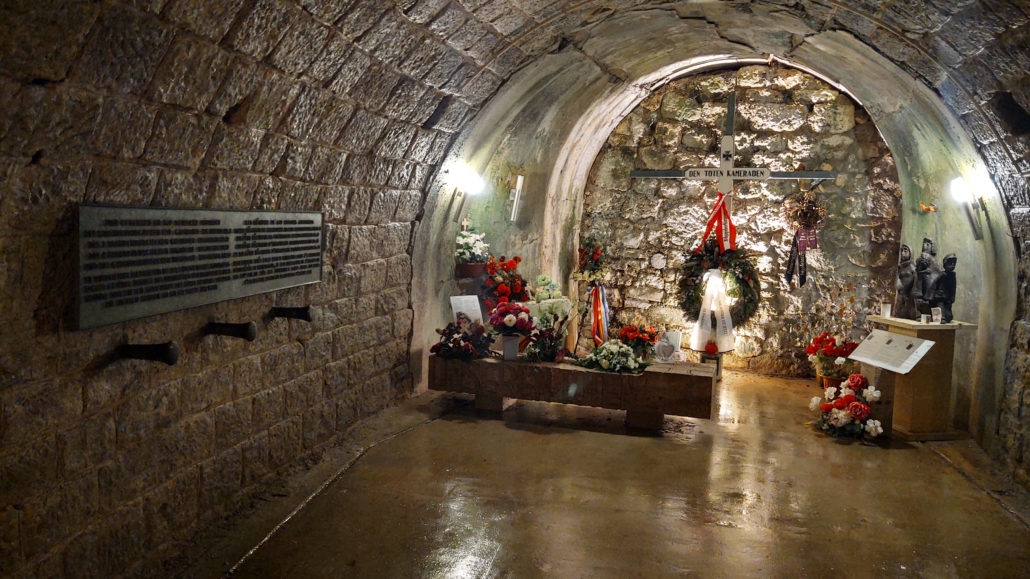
top-left (455, 230), bottom-right (490, 264)
top-left (577, 340), bottom-right (648, 374)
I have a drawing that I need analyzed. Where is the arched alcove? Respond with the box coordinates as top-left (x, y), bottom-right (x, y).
top-left (412, 10), bottom-right (1016, 451)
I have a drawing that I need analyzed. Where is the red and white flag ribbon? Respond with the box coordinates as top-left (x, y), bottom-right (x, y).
top-left (694, 192), bottom-right (737, 254)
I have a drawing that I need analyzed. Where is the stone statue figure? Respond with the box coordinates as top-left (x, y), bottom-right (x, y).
top-left (894, 244), bottom-right (917, 319)
top-left (914, 237), bottom-right (944, 317)
top-left (929, 253), bottom-right (957, 322)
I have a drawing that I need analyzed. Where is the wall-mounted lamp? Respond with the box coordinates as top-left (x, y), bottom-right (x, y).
top-left (950, 177), bottom-right (985, 241)
top-left (448, 163), bottom-right (486, 223)
top-left (508, 174), bottom-right (524, 222)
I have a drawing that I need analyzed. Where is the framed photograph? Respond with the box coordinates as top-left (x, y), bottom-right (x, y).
top-left (931, 307), bottom-right (943, 324)
top-left (450, 295), bottom-right (483, 330)
top-left (654, 331), bottom-right (682, 364)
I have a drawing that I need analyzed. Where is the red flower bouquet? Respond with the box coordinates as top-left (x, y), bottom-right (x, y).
top-left (483, 255), bottom-right (530, 308)
top-left (488, 302), bottom-right (535, 336)
top-left (805, 332), bottom-right (859, 379)
top-left (573, 234), bottom-right (608, 282)
top-left (809, 372), bottom-right (883, 438)
top-left (617, 325), bottom-right (659, 359)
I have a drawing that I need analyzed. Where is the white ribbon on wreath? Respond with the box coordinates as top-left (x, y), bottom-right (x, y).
top-left (689, 269), bottom-right (735, 353)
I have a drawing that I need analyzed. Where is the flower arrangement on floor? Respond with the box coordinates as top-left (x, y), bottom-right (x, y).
top-left (678, 238), bottom-right (761, 327)
top-left (617, 325), bottom-right (659, 359)
top-left (533, 274), bottom-right (563, 301)
top-left (809, 373), bottom-right (884, 438)
top-left (578, 340), bottom-right (648, 374)
top-left (483, 255), bottom-right (530, 308)
top-left (488, 302), bottom-right (536, 336)
top-left (806, 332), bottom-right (859, 381)
top-left (573, 234), bottom-right (609, 282)
top-left (525, 306), bottom-right (572, 363)
top-left (430, 323), bottom-right (495, 361)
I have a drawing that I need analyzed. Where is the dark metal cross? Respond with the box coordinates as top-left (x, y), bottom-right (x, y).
top-left (630, 93), bottom-right (836, 215)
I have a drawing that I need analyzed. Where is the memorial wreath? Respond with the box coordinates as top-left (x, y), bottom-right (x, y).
top-left (678, 238), bottom-right (761, 327)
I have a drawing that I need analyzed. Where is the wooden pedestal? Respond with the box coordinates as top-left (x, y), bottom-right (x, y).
top-left (867, 316), bottom-right (975, 441)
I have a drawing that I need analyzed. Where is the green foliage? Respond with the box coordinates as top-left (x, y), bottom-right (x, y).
top-left (678, 238), bottom-right (761, 327)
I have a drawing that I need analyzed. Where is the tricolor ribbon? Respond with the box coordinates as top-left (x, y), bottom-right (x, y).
top-left (689, 270), bottom-right (735, 353)
top-left (589, 284), bottom-right (610, 346)
top-left (694, 192), bottom-right (737, 254)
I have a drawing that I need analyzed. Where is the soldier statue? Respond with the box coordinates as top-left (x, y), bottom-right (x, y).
top-left (894, 244), bottom-right (917, 319)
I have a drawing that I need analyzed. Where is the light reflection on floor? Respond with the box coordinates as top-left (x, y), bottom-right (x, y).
top-left (229, 371), bottom-right (1030, 579)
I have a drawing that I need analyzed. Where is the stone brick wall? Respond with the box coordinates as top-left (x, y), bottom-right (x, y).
top-left (0, 0), bottom-right (532, 576)
top-left (3, 1), bottom-right (1030, 575)
top-left (578, 66), bottom-right (902, 376)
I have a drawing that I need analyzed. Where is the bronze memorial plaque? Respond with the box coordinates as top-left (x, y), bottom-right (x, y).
top-left (76, 205), bottom-right (323, 329)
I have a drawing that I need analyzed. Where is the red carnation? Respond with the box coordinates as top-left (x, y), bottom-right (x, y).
top-left (840, 394), bottom-right (857, 406)
top-left (833, 398), bottom-right (848, 410)
top-left (498, 296), bottom-right (508, 303)
top-left (805, 344), bottom-right (817, 355)
top-left (505, 259), bottom-right (517, 271)
top-left (704, 342), bottom-right (719, 355)
top-left (513, 283), bottom-right (522, 294)
top-left (819, 403), bottom-right (834, 413)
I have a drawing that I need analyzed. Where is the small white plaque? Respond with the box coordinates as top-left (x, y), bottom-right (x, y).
top-left (849, 329), bottom-right (935, 375)
top-left (654, 331), bottom-right (682, 364)
top-left (450, 295), bottom-right (483, 328)
top-left (880, 303), bottom-right (892, 318)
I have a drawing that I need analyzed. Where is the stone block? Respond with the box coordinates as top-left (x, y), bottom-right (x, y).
top-left (203, 125), bottom-right (264, 171)
top-left (0, 160), bottom-right (91, 235)
top-left (225, 0), bottom-right (294, 59)
top-left (164, 0), bottom-right (248, 42)
top-left (142, 467), bottom-right (199, 549)
top-left (148, 36), bottom-right (232, 110)
top-left (259, 343), bottom-right (304, 389)
top-left (199, 446), bottom-right (241, 515)
top-left (206, 171), bottom-right (262, 209)
top-left (349, 63), bottom-right (400, 112)
top-left (84, 161), bottom-right (159, 206)
top-left (284, 371), bottom-right (324, 416)
top-left (808, 97), bottom-right (856, 134)
top-left (366, 190), bottom-right (402, 224)
top-left (326, 47), bottom-right (371, 95)
top-left (1, 377), bottom-right (82, 448)
top-left (214, 398), bottom-right (252, 451)
top-left (304, 146), bottom-right (347, 185)
top-left (268, 13), bottom-right (330, 76)
top-left (392, 309), bottom-right (414, 338)
top-left (267, 417), bottom-right (302, 469)
top-left (338, 109), bottom-right (390, 155)
top-left (0, 0), bottom-right (100, 81)
top-left (241, 431), bottom-right (270, 486)
top-left (302, 331), bottom-right (334, 373)
top-left (142, 108), bottom-right (218, 169)
top-left (359, 259), bottom-right (388, 294)
top-left (381, 223), bottom-right (412, 257)
top-left (309, 97), bottom-right (355, 145)
top-left (19, 471), bottom-right (98, 558)
top-left (92, 97), bottom-right (157, 159)
top-left (301, 400), bottom-right (335, 448)
top-left (115, 380), bottom-right (180, 449)
top-left (251, 386), bottom-right (285, 432)
top-left (248, 71), bottom-right (303, 132)
top-left (71, 4), bottom-right (174, 95)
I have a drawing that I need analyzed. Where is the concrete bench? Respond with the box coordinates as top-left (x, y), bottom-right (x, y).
top-left (428, 356), bottom-right (716, 429)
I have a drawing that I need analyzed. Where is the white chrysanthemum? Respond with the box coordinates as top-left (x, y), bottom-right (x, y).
top-left (830, 408), bottom-right (851, 427)
top-left (834, 357), bottom-right (847, 366)
top-left (809, 397), bottom-right (822, 411)
top-left (600, 360), bottom-right (610, 369)
top-left (503, 314), bottom-right (516, 327)
top-left (517, 312), bottom-right (529, 321)
top-left (824, 386), bottom-right (837, 400)
top-left (864, 419), bottom-right (883, 437)
top-left (862, 386), bottom-right (881, 402)
top-left (839, 387), bottom-right (855, 398)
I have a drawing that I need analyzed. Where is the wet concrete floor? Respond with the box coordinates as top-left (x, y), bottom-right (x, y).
top-left (229, 372), bottom-right (1030, 578)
